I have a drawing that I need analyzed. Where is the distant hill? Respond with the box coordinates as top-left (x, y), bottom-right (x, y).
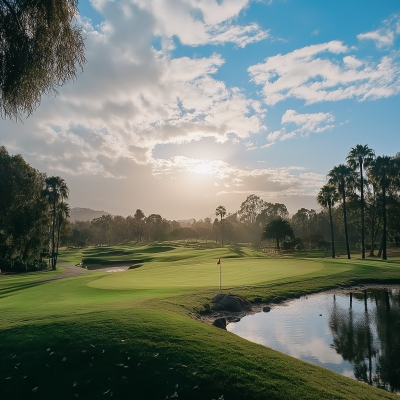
top-left (70, 207), bottom-right (110, 222)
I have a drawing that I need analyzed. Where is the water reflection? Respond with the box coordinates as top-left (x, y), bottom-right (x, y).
top-left (227, 287), bottom-right (400, 394)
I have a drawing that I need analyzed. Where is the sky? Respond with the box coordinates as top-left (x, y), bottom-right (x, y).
top-left (1, 0), bottom-right (400, 220)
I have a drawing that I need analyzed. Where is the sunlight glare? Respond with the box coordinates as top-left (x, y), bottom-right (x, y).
top-left (194, 163), bottom-right (213, 175)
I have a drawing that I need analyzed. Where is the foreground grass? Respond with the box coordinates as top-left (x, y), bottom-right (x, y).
top-left (1, 243), bottom-right (400, 399)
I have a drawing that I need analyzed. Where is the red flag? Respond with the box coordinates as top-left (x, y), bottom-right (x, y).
top-left (216, 258), bottom-right (220, 265)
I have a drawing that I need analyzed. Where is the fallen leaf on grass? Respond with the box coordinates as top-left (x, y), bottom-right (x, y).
top-left (103, 389), bottom-right (110, 394)
top-left (62, 357), bottom-right (66, 361)
top-left (90, 344), bottom-right (95, 347)
top-left (32, 387), bottom-right (38, 392)
top-left (115, 364), bottom-right (124, 367)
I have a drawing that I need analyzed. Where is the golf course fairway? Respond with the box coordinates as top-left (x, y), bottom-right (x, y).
top-left (1, 242), bottom-right (400, 399)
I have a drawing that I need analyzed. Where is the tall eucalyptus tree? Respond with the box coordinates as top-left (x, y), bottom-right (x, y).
top-left (317, 185), bottom-right (339, 258)
top-left (328, 164), bottom-right (355, 259)
top-left (347, 145), bottom-right (375, 259)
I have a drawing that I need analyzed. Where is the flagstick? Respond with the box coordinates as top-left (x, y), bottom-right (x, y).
top-left (219, 259), bottom-right (221, 292)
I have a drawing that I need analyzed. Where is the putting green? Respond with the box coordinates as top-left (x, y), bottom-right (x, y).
top-left (88, 258), bottom-right (349, 290)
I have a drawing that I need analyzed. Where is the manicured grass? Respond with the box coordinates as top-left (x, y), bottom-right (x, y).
top-left (1, 242), bottom-right (400, 399)
top-left (0, 267), bottom-right (65, 293)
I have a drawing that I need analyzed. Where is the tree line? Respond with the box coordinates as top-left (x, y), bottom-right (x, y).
top-left (317, 144), bottom-right (400, 260)
top-left (2, 144), bottom-right (400, 273)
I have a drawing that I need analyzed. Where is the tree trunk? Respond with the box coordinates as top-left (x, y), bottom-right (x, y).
top-left (329, 203), bottom-right (335, 258)
top-left (382, 178), bottom-right (387, 260)
top-left (342, 188), bottom-right (351, 259)
top-left (276, 237), bottom-right (280, 250)
top-left (22, 240), bottom-right (30, 262)
top-left (360, 161), bottom-right (365, 259)
top-left (220, 218), bottom-right (224, 247)
top-left (377, 235), bottom-right (383, 257)
top-left (51, 193), bottom-right (56, 269)
top-left (55, 220), bottom-right (61, 269)
top-left (369, 192), bottom-right (377, 257)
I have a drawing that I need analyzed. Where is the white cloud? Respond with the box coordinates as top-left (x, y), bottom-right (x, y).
top-left (357, 14), bottom-right (400, 49)
top-left (357, 29), bottom-right (394, 48)
top-left (266, 130), bottom-right (281, 142)
top-left (0, 0), bottom-right (265, 177)
top-left (266, 110), bottom-right (334, 143)
top-left (97, 0), bottom-right (269, 48)
top-left (207, 23), bottom-right (270, 48)
top-left (248, 40), bottom-right (400, 105)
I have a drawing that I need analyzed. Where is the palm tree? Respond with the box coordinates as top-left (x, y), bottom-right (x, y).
top-left (261, 217), bottom-right (294, 249)
top-left (328, 164), bottom-right (355, 259)
top-left (317, 185), bottom-right (339, 258)
top-left (369, 156), bottom-right (397, 260)
top-left (215, 205), bottom-right (226, 246)
top-left (347, 145), bottom-right (375, 258)
top-left (45, 176), bottom-right (69, 269)
top-left (54, 202), bottom-right (70, 268)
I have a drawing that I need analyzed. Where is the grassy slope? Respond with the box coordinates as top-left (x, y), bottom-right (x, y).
top-left (1, 243), bottom-right (400, 400)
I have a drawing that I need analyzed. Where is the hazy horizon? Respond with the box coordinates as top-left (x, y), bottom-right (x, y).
top-left (1, 0), bottom-right (399, 220)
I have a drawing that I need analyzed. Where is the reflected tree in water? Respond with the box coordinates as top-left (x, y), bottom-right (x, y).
top-left (329, 289), bottom-right (400, 392)
top-left (373, 289), bottom-right (400, 393)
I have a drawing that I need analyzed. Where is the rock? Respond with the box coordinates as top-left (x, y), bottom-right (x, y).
top-left (235, 295), bottom-right (251, 308)
top-left (271, 296), bottom-right (286, 303)
top-left (263, 307), bottom-right (271, 312)
top-left (203, 303), bottom-right (210, 310)
top-left (254, 297), bottom-right (262, 303)
top-left (227, 316), bottom-right (241, 323)
top-left (293, 294), bottom-right (301, 299)
top-left (212, 294), bottom-right (226, 303)
top-left (213, 318), bottom-right (227, 330)
top-left (221, 296), bottom-right (242, 312)
top-left (211, 303), bottom-right (225, 311)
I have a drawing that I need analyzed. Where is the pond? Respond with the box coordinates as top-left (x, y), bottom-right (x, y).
top-left (227, 286), bottom-right (400, 394)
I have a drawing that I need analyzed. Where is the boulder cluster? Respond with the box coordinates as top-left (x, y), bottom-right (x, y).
top-left (211, 293), bottom-right (252, 312)
top-left (206, 294), bottom-right (252, 330)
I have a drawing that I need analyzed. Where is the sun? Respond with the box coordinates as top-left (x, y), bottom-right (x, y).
top-left (193, 163), bottom-right (213, 175)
